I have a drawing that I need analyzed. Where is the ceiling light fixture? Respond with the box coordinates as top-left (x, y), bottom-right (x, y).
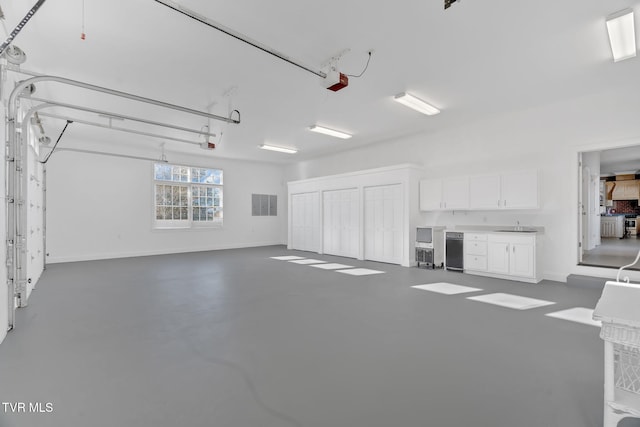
top-left (308, 125), bottom-right (352, 139)
top-left (393, 92), bottom-right (440, 116)
top-left (606, 8), bottom-right (636, 62)
top-left (259, 144), bottom-right (297, 154)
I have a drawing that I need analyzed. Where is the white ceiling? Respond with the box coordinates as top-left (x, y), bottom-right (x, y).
top-left (4, 0), bottom-right (640, 163)
top-left (600, 145), bottom-right (640, 175)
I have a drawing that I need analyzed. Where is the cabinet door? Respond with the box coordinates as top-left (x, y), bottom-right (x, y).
top-left (442, 176), bottom-right (469, 210)
top-left (501, 170), bottom-right (539, 209)
top-left (364, 184), bottom-right (403, 264)
top-left (322, 189), bottom-right (359, 258)
top-left (291, 192), bottom-right (320, 252)
top-left (469, 174), bottom-right (501, 210)
top-left (419, 179), bottom-right (443, 211)
top-left (509, 242), bottom-right (535, 278)
top-left (623, 181), bottom-right (639, 199)
top-left (487, 240), bottom-right (510, 274)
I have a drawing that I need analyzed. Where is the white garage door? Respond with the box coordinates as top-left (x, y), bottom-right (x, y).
top-left (290, 192), bottom-right (320, 252)
top-left (364, 184), bottom-right (403, 264)
top-left (323, 188), bottom-right (359, 258)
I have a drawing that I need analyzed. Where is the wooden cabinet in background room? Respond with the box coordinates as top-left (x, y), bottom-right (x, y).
top-left (611, 180), bottom-right (639, 200)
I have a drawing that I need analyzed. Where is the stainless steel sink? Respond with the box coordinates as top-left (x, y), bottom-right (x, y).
top-left (494, 229), bottom-right (537, 233)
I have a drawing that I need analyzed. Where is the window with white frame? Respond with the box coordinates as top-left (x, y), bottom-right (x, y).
top-left (153, 163), bottom-right (223, 228)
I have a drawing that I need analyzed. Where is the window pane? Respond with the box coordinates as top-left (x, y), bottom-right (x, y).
top-left (154, 164), bottom-right (172, 181)
top-left (164, 206), bottom-right (173, 219)
top-left (213, 170), bottom-right (223, 185)
top-left (156, 207), bottom-right (164, 220)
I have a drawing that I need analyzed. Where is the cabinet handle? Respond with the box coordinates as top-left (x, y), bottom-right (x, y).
top-left (513, 246), bottom-right (515, 253)
top-left (505, 245), bottom-right (508, 253)
top-left (498, 200), bottom-right (501, 207)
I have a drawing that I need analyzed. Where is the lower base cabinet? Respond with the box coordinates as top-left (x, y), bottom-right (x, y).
top-left (465, 232), bottom-right (540, 283)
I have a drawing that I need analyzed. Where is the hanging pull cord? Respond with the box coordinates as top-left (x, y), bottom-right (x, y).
top-left (40, 120), bottom-right (73, 164)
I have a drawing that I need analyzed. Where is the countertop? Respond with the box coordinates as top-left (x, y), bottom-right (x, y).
top-left (444, 226), bottom-right (544, 235)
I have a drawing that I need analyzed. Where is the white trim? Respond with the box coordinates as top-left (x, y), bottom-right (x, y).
top-left (288, 163), bottom-right (423, 186)
top-left (46, 241), bottom-right (285, 264)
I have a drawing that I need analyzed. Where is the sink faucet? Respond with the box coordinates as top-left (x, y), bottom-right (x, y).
top-left (515, 221), bottom-right (522, 231)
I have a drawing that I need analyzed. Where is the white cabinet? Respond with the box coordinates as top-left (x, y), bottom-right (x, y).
top-left (323, 189), bottom-right (359, 258)
top-left (442, 176), bottom-right (469, 210)
top-left (464, 233), bottom-right (488, 272)
top-left (487, 237), bottom-right (511, 275)
top-left (509, 240), bottom-right (535, 278)
top-left (465, 232), bottom-right (540, 283)
top-left (468, 170), bottom-right (539, 210)
top-left (419, 177), bottom-right (469, 210)
top-left (424, 169), bottom-right (538, 211)
top-left (419, 178), bottom-right (442, 211)
top-left (290, 192), bottom-right (321, 252)
top-left (364, 184), bottom-right (403, 264)
top-left (500, 170), bottom-right (539, 209)
top-left (469, 174), bottom-right (501, 210)
top-left (601, 216), bottom-right (625, 238)
top-left (487, 233), bottom-right (536, 279)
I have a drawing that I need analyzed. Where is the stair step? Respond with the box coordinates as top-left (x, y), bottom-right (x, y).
top-left (566, 274), bottom-right (611, 290)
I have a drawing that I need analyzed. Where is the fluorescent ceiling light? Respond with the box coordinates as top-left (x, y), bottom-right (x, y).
top-left (259, 144), bottom-right (297, 154)
top-left (308, 125), bottom-right (352, 139)
top-left (393, 92), bottom-right (440, 115)
top-left (606, 8), bottom-right (636, 62)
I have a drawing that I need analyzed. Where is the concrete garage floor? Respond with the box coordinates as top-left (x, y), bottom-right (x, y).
top-left (0, 245), bottom-right (637, 427)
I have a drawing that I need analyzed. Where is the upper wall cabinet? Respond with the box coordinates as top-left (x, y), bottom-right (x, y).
top-left (469, 174), bottom-right (501, 210)
top-left (422, 169), bottom-right (539, 211)
top-left (419, 177), bottom-right (469, 211)
top-left (611, 180), bottom-right (639, 200)
top-left (499, 169), bottom-right (539, 209)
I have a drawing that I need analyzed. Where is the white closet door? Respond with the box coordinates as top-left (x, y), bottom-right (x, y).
top-left (364, 184), bottom-right (403, 264)
top-left (323, 189), bottom-right (358, 258)
top-left (291, 192), bottom-right (320, 252)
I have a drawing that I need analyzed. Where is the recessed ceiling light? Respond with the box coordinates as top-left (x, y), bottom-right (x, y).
top-left (308, 125), bottom-right (352, 139)
top-left (606, 8), bottom-right (636, 62)
top-left (258, 144), bottom-right (297, 154)
top-left (393, 92), bottom-right (440, 116)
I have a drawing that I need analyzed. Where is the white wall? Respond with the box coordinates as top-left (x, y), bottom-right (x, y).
top-left (285, 85), bottom-right (640, 282)
top-left (46, 140), bottom-right (287, 263)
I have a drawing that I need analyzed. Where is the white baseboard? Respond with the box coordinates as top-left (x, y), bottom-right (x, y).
top-left (46, 241), bottom-right (286, 264)
top-left (542, 272), bottom-right (568, 283)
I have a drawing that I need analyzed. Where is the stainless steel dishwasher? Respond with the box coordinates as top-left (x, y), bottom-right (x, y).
top-left (445, 232), bottom-right (464, 271)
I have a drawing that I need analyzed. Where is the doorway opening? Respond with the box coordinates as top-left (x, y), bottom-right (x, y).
top-left (578, 146), bottom-right (640, 270)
